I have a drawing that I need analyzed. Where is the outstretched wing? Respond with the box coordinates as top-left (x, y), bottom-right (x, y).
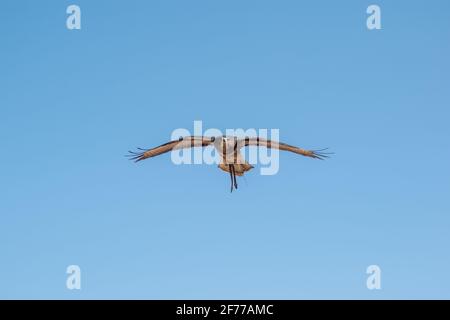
top-left (127, 136), bottom-right (214, 162)
top-left (239, 137), bottom-right (331, 160)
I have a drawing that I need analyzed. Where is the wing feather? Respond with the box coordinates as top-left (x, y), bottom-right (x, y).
top-left (239, 137), bottom-right (331, 160)
top-left (127, 136), bottom-right (214, 162)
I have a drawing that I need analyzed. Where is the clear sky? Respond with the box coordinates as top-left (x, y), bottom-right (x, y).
top-left (1, 0), bottom-right (450, 299)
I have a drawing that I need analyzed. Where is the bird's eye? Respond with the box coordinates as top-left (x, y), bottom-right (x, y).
top-left (211, 137), bottom-right (215, 142)
top-left (179, 136), bottom-right (183, 141)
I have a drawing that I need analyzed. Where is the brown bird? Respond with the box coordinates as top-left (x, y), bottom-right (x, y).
top-left (128, 136), bottom-right (331, 192)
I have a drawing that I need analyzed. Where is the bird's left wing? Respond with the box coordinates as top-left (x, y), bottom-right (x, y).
top-left (239, 137), bottom-right (331, 160)
top-left (127, 136), bottom-right (214, 162)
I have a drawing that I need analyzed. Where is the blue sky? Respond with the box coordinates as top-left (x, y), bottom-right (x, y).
top-left (1, 0), bottom-right (450, 299)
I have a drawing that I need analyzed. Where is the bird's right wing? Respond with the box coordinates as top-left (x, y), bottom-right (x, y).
top-left (127, 136), bottom-right (214, 162)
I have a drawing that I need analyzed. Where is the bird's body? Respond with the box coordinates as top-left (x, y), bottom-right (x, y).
top-left (214, 136), bottom-right (254, 176)
top-left (128, 136), bottom-right (330, 192)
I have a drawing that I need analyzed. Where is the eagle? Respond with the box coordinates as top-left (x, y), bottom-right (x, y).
top-left (128, 136), bottom-right (331, 192)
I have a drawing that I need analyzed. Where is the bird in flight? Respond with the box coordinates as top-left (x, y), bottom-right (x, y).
top-left (128, 136), bottom-right (331, 192)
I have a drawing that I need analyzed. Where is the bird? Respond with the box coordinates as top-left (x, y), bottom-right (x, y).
top-left (127, 136), bottom-right (331, 192)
